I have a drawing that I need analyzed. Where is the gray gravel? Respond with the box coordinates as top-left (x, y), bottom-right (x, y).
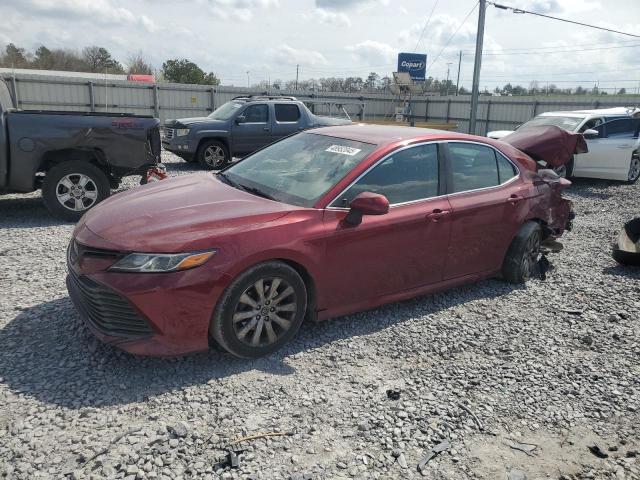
top-left (0, 151), bottom-right (639, 480)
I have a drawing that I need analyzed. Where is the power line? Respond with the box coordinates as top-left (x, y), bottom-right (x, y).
top-left (414, 0), bottom-right (439, 52)
top-left (427, 1), bottom-right (479, 70)
top-left (471, 43), bottom-right (640, 55)
top-left (488, 1), bottom-right (640, 38)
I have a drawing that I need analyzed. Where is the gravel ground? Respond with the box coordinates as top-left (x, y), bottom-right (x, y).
top-left (0, 151), bottom-right (639, 480)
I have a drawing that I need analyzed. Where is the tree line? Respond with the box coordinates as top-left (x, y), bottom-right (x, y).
top-left (0, 44), bottom-right (628, 95)
top-left (0, 43), bottom-right (220, 86)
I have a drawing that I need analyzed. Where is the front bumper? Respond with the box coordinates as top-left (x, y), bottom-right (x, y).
top-left (66, 242), bottom-right (232, 356)
top-left (161, 135), bottom-right (195, 154)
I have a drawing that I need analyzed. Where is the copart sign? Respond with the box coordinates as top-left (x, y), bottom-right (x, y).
top-left (397, 52), bottom-right (427, 81)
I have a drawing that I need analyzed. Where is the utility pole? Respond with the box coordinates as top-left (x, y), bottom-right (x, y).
top-left (445, 62), bottom-right (453, 96)
top-left (246, 71), bottom-right (250, 88)
top-left (469, 0), bottom-right (486, 134)
top-left (455, 50), bottom-right (462, 96)
top-left (295, 64), bottom-right (299, 90)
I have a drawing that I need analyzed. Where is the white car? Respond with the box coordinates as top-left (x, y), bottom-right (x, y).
top-left (488, 108), bottom-right (640, 182)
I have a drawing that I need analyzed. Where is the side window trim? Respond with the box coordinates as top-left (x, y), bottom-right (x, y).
top-left (327, 141), bottom-right (445, 209)
top-left (441, 140), bottom-right (520, 197)
top-left (241, 104), bottom-right (269, 124)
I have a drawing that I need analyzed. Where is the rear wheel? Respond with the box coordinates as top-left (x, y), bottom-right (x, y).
top-left (627, 154), bottom-right (640, 184)
top-left (42, 161), bottom-right (110, 222)
top-left (210, 261), bottom-right (307, 358)
top-left (197, 140), bottom-right (229, 170)
top-left (502, 222), bottom-right (543, 284)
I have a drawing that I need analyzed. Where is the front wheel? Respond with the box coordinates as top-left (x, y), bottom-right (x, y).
top-left (210, 261), bottom-right (307, 358)
top-left (42, 161), bottom-right (111, 222)
top-left (553, 156), bottom-right (574, 179)
top-left (197, 140), bottom-right (229, 170)
top-left (627, 154), bottom-right (640, 184)
top-left (502, 222), bottom-right (543, 284)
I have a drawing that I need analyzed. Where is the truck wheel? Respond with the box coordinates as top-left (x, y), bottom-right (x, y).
top-left (42, 161), bottom-right (110, 222)
top-left (210, 261), bottom-right (307, 358)
top-left (197, 140), bottom-right (229, 170)
top-left (501, 221), bottom-right (542, 284)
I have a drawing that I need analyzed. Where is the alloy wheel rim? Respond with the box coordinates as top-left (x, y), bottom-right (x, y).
top-left (629, 157), bottom-right (640, 182)
top-left (232, 277), bottom-right (298, 347)
top-left (521, 231), bottom-right (541, 280)
top-left (55, 174), bottom-right (98, 211)
top-left (204, 146), bottom-right (225, 168)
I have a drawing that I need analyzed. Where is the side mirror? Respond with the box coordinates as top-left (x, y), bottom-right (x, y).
top-left (583, 128), bottom-right (599, 139)
top-left (343, 192), bottom-right (389, 225)
top-left (235, 115), bottom-right (246, 124)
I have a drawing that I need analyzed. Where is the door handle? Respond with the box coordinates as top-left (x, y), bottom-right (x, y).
top-left (507, 194), bottom-right (524, 204)
top-left (617, 144), bottom-right (633, 148)
top-left (263, 127), bottom-right (270, 131)
top-left (427, 209), bottom-right (450, 222)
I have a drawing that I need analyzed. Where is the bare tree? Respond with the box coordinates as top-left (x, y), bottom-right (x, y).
top-left (126, 52), bottom-right (153, 75)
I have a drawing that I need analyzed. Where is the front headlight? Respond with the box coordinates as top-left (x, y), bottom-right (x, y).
top-left (175, 128), bottom-right (190, 137)
top-left (109, 250), bottom-right (216, 273)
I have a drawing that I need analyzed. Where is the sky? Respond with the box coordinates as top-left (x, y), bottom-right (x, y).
top-left (0, 0), bottom-right (639, 92)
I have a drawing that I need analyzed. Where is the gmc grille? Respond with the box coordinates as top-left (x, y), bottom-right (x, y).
top-left (164, 127), bottom-right (175, 140)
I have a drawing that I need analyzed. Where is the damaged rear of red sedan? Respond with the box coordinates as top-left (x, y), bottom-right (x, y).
top-left (66, 125), bottom-right (574, 358)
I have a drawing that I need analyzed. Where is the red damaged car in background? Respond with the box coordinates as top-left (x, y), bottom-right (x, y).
top-left (66, 124), bottom-right (574, 358)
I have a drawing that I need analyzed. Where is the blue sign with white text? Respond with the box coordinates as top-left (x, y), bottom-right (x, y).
top-left (397, 53), bottom-right (427, 81)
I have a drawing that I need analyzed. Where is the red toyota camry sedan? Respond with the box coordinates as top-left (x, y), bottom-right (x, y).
top-left (67, 124), bottom-right (573, 358)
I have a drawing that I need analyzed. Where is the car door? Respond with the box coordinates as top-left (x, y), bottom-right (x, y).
top-left (271, 103), bottom-right (304, 142)
top-left (575, 118), bottom-right (638, 180)
top-left (232, 103), bottom-right (271, 155)
top-left (443, 141), bottom-right (525, 279)
top-left (321, 142), bottom-right (452, 309)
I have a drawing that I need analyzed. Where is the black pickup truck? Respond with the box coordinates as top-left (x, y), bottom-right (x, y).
top-left (0, 78), bottom-right (161, 221)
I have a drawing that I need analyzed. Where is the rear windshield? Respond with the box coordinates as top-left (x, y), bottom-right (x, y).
top-left (223, 132), bottom-right (375, 207)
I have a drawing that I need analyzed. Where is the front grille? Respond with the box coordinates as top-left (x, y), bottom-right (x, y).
top-left (164, 127), bottom-right (175, 140)
top-left (69, 240), bottom-right (124, 265)
top-left (68, 269), bottom-right (153, 338)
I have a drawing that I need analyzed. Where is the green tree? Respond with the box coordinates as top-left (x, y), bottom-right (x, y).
top-left (364, 72), bottom-right (379, 90)
top-left (82, 46), bottom-right (123, 73)
top-left (618, 88), bottom-right (626, 95)
top-left (34, 45), bottom-right (54, 69)
top-left (4, 43), bottom-right (27, 67)
top-left (162, 59), bottom-right (219, 85)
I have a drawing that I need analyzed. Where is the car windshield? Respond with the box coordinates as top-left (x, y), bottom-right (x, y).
top-left (222, 132), bottom-right (376, 207)
top-left (520, 115), bottom-right (585, 132)
top-left (208, 101), bottom-right (244, 120)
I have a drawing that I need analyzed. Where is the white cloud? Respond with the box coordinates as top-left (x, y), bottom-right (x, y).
top-left (208, 0), bottom-right (279, 21)
top-left (519, 0), bottom-right (600, 13)
top-left (268, 44), bottom-right (328, 66)
top-left (18, 0), bottom-right (159, 32)
top-left (346, 40), bottom-right (396, 65)
top-left (315, 0), bottom-right (388, 10)
top-left (304, 8), bottom-right (352, 27)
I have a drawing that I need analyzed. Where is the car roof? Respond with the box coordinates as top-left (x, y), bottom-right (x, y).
top-left (308, 123), bottom-right (475, 145)
top-left (231, 95), bottom-right (298, 103)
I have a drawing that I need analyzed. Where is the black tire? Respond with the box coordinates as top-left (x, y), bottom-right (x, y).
top-left (626, 154), bottom-right (640, 184)
top-left (501, 221), bottom-right (543, 284)
top-left (42, 161), bottom-right (110, 222)
top-left (210, 261), bottom-right (307, 358)
top-left (197, 140), bottom-right (229, 170)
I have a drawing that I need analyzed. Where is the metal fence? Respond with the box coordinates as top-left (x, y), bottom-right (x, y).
top-left (4, 72), bottom-right (640, 135)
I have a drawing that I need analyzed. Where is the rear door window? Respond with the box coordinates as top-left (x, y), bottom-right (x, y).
top-left (497, 152), bottom-right (517, 183)
top-left (275, 104), bottom-right (301, 122)
top-left (598, 118), bottom-right (635, 137)
top-left (448, 143), bottom-right (500, 193)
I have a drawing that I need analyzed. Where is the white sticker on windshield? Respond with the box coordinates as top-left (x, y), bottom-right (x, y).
top-left (325, 145), bottom-right (361, 156)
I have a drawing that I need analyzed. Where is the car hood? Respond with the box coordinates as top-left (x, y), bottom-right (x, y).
top-left (310, 114), bottom-right (352, 127)
top-left (165, 117), bottom-right (223, 128)
top-left (76, 173), bottom-right (297, 252)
